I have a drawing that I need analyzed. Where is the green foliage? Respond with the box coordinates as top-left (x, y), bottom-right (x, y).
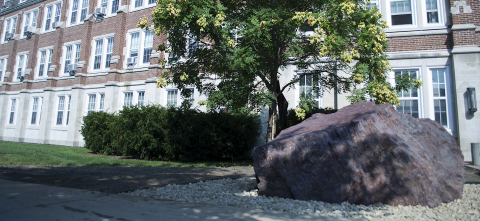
top-left (80, 105), bottom-right (260, 162)
top-left (81, 111), bottom-right (116, 155)
top-left (276, 106), bottom-right (337, 136)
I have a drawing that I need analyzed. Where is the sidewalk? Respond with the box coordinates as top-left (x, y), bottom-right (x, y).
top-left (0, 179), bottom-right (362, 221)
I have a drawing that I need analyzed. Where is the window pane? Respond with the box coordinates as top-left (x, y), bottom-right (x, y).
top-left (130, 32), bottom-right (139, 57)
top-left (167, 90), bottom-right (177, 107)
top-left (71, 0), bottom-right (79, 24)
top-left (138, 92), bottom-right (144, 106)
top-left (135, 0), bottom-right (143, 8)
top-left (111, 0), bottom-right (119, 14)
top-left (56, 96), bottom-right (65, 125)
top-left (99, 94), bottom-right (105, 110)
top-left (124, 92), bottom-right (133, 107)
top-left (80, 0), bottom-right (88, 21)
top-left (88, 94), bottom-right (96, 113)
top-left (31, 97), bottom-right (38, 124)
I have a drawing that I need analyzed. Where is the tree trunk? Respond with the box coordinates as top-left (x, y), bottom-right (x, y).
top-left (276, 80), bottom-right (288, 132)
top-left (266, 99), bottom-right (277, 142)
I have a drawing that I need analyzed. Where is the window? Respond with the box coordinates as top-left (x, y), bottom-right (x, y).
top-left (97, 0), bottom-right (120, 17)
top-left (123, 91), bottom-right (144, 107)
top-left (390, 0), bottom-right (414, 26)
top-left (2, 16), bottom-right (17, 43)
top-left (8, 98), bottom-right (17, 125)
top-left (126, 29), bottom-right (153, 68)
top-left (91, 35), bottom-right (114, 71)
top-left (21, 10), bottom-right (38, 38)
top-left (425, 0), bottom-right (441, 24)
top-left (87, 93), bottom-right (104, 113)
top-left (62, 42), bottom-right (81, 74)
top-left (2, 0), bottom-right (9, 8)
top-left (138, 91), bottom-right (145, 107)
top-left (43, 2), bottom-right (62, 32)
top-left (395, 69), bottom-right (421, 118)
top-left (431, 68), bottom-right (449, 127)
top-left (367, 0), bottom-right (379, 9)
top-left (165, 89), bottom-right (192, 107)
top-left (131, 0), bottom-right (155, 11)
top-left (69, 0), bottom-right (89, 26)
top-left (167, 90), bottom-right (177, 107)
top-left (0, 56), bottom-right (7, 83)
top-left (37, 48), bottom-right (53, 78)
top-left (30, 97), bottom-right (43, 125)
top-left (298, 74), bottom-right (321, 107)
top-left (15, 52), bottom-right (29, 82)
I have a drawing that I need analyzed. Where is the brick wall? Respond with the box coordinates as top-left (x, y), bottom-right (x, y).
top-left (387, 34), bottom-right (454, 52)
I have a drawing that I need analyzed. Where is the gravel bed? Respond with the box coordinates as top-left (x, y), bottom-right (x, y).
top-left (128, 177), bottom-right (480, 221)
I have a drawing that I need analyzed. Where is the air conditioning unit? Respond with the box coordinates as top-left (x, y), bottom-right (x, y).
top-left (127, 57), bottom-right (137, 68)
top-left (17, 73), bottom-right (24, 82)
top-left (5, 32), bottom-right (13, 41)
top-left (25, 26), bottom-right (35, 39)
top-left (94, 8), bottom-right (106, 21)
top-left (67, 63), bottom-right (77, 76)
top-left (1, 4), bottom-right (7, 10)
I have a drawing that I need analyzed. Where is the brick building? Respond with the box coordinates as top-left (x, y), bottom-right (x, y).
top-left (0, 0), bottom-right (479, 161)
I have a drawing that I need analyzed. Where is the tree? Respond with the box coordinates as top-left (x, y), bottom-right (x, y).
top-left (139, 0), bottom-right (420, 142)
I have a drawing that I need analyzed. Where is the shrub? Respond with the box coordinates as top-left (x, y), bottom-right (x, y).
top-left (81, 105), bottom-right (260, 162)
top-left (80, 111), bottom-right (116, 154)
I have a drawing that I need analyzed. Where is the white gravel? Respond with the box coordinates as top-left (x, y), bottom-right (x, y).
top-left (128, 177), bottom-right (480, 220)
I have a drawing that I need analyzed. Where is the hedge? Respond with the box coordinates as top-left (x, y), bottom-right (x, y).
top-left (81, 105), bottom-right (260, 162)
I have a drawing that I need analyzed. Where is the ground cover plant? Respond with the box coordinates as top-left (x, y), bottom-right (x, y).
top-left (0, 141), bottom-right (252, 167)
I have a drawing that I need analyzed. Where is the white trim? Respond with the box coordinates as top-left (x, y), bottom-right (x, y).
top-left (29, 96), bottom-right (43, 126)
top-left (7, 97), bottom-right (19, 125)
top-left (0, 55), bottom-right (8, 83)
top-left (95, 0), bottom-right (122, 18)
top-left (13, 51), bottom-right (29, 82)
top-left (125, 28), bottom-right (154, 69)
top-left (42, 0), bottom-right (63, 33)
top-left (36, 46), bottom-right (53, 79)
top-left (54, 94), bottom-right (71, 127)
top-left (89, 33), bottom-right (115, 73)
top-left (386, 0), bottom-right (418, 29)
top-left (389, 67), bottom-right (424, 118)
top-left (20, 8), bottom-right (38, 39)
top-left (426, 66), bottom-right (453, 131)
top-left (129, 0), bottom-right (155, 13)
top-left (67, 0), bottom-right (89, 27)
top-left (420, 0), bottom-right (445, 27)
top-left (60, 40), bottom-right (82, 76)
top-left (1, 14), bottom-right (18, 44)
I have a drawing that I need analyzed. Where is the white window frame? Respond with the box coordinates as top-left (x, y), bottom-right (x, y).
top-left (130, 0), bottom-right (155, 12)
top-left (125, 28), bottom-right (154, 68)
top-left (7, 98), bottom-right (19, 125)
top-left (96, 0), bottom-right (121, 18)
top-left (43, 1), bottom-right (62, 33)
top-left (421, 0), bottom-right (444, 26)
top-left (30, 96), bottom-right (43, 126)
top-left (0, 56), bottom-right (8, 83)
top-left (86, 92), bottom-right (105, 114)
top-left (68, 0), bottom-right (89, 27)
top-left (390, 68), bottom-right (424, 118)
top-left (2, 15), bottom-right (17, 44)
top-left (90, 34), bottom-right (114, 73)
top-left (427, 66), bottom-right (453, 130)
top-left (21, 9), bottom-right (38, 39)
top-left (366, 0), bottom-right (380, 10)
top-left (122, 90), bottom-right (145, 107)
top-left (36, 46), bottom-right (53, 79)
top-left (61, 41), bottom-right (81, 76)
top-left (14, 52), bottom-right (29, 82)
top-left (386, 0), bottom-right (417, 28)
top-left (164, 88), bottom-right (194, 108)
top-left (55, 94), bottom-right (71, 126)
top-left (294, 73), bottom-right (323, 108)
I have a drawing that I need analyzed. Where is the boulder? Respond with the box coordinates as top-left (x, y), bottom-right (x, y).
top-left (252, 101), bottom-right (465, 207)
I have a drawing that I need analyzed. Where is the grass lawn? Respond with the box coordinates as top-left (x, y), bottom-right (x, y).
top-left (0, 141), bottom-right (252, 167)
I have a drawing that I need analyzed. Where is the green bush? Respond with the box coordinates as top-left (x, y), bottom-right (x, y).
top-left (80, 111), bottom-right (116, 155)
top-left (81, 105), bottom-right (260, 162)
top-left (276, 107), bottom-right (337, 136)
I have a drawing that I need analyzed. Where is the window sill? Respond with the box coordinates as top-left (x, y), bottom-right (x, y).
top-left (385, 25), bottom-right (450, 37)
top-left (66, 22), bottom-right (86, 28)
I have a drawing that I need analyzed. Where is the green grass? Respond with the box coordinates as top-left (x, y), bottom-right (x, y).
top-left (0, 141), bottom-right (252, 167)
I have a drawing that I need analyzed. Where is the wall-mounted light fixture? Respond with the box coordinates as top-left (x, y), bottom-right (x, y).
top-left (467, 86), bottom-right (477, 112)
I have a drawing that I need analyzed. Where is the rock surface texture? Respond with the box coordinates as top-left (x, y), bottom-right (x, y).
top-left (252, 101), bottom-right (465, 207)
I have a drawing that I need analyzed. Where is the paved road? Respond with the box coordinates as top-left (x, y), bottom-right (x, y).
top-left (0, 179), bottom-right (359, 221)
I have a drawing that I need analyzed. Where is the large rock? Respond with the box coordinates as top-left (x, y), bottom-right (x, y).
top-left (252, 101), bottom-right (465, 207)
